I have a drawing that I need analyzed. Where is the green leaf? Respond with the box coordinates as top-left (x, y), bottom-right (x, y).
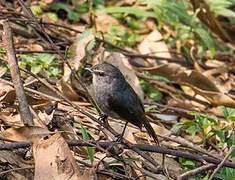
top-left (30, 5), bottom-right (42, 16)
top-left (0, 48), bottom-right (5, 53)
top-left (39, 1), bottom-right (46, 7)
top-left (50, 2), bottom-right (67, 11)
top-left (20, 54), bottom-right (34, 65)
top-left (189, 112), bottom-right (218, 125)
top-left (194, 28), bottom-right (215, 53)
top-left (163, 5), bottom-right (192, 25)
top-left (217, 8), bottom-right (235, 18)
top-left (86, 39), bottom-right (96, 51)
top-left (149, 89), bottom-right (163, 101)
top-left (112, 13), bottom-right (123, 19)
top-left (37, 53), bottom-right (55, 64)
top-left (171, 120), bottom-right (197, 131)
top-left (181, 120), bottom-right (198, 128)
top-left (215, 165), bottom-right (235, 180)
top-left (227, 115), bottom-right (235, 122)
top-left (67, 11), bottom-right (80, 22)
top-left (139, 78), bottom-right (163, 101)
top-left (144, 105), bottom-right (158, 113)
top-left (142, 71), bottom-right (169, 82)
top-left (100, 6), bottom-right (158, 18)
top-left (80, 124), bottom-right (94, 164)
top-left (211, 129), bottom-right (225, 142)
top-left (183, 160), bottom-right (195, 166)
top-left (186, 125), bottom-right (201, 138)
top-left (46, 12), bottom-right (58, 22)
top-left (75, 4), bottom-right (89, 13)
top-left (178, 157), bottom-right (196, 171)
top-left (171, 123), bottom-right (185, 131)
top-left (66, 50), bottom-right (74, 57)
top-left (221, 106), bottom-right (235, 121)
top-left (202, 173), bottom-right (210, 180)
top-left (125, 17), bottom-right (145, 31)
top-left (48, 66), bottom-right (62, 77)
top-left (228, 131), bottom-right (235, 145)
top-left (31, 64), bottom-right (43, 74)
top-left (76, 29), bottom-right (92, 42)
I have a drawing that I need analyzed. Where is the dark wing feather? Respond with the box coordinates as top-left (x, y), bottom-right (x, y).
top-left (108, 83), bottom-right (144, 129)
top-left (108, 83), bottom-right (159, 144)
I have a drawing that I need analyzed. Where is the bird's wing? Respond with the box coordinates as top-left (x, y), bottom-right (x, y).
top-left (108, 83), bottom-right (144, 128)
top-left (108, 83), bottom-right (159, 144)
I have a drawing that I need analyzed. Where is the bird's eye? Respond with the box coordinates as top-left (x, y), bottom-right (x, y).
top-left (98, 71), bottom-right (105, 76)
top-left (94, 70), bottom-right (105, 76)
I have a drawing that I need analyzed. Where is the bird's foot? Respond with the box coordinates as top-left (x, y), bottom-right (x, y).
top-left (98, 114), bottom-right (107, 122)
top-left (115, 133), bottom-right (124, 142)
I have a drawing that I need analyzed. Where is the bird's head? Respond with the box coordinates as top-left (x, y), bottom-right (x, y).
top-left (86, 62), bottom-right (125, 84)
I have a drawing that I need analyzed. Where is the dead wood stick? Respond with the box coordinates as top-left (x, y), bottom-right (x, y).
top-left (2, 20), bottom-right (33, 126)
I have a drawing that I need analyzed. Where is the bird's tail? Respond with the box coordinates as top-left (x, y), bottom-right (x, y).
top-left (143, 117), bottom-right (159, 145)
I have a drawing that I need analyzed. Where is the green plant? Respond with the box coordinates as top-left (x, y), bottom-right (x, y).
top-left (0, 49), bottom-right (7, 68)
top-left (221, 106), bottom-right (235, 157)
top-left (105, 25), bottom-right (142, 48)
top-left (139, 78), bottom-right (163, 101)
top-left (20, 53), bottom-right (62, 77)
top-left (206, 0), bottom-right (235, 23)
top-left (80, 123), bottom-right (94, 164)
top-left (144, 105), bottom-right (159, 113)
top-left (221, 106), bottom-right (235, 122)
top-left (31, 1), bottom-right (58, 22)
top-left (50, 2), bottom-right (81, 22)
top-left (214, 163), bottom-right (235, 180)
top-left (139, 71), bottom-right (168, 101)
top-left (179, 157), bottom-right (196, 171)
top-left (101, 0), bottom-right (218, 57)
top-left (172, 112), bottom-right (231, 146)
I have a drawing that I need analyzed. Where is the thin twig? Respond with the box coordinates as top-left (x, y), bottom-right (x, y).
top-left (0, 167), bottom-right (34, 175)
top-left (178, 163), bottom-right (216, 180)
top-left (208, 146), bottom-right (235, 180)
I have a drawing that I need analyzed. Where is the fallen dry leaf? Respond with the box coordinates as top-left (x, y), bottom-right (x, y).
top-left (1, 126), bottom-right (50, 142)
top-left (138, 30), bottom-right (171, 66)
top-left (142, 63), bottom-right (235, 108)
top-left (0, 81), bottom-right (16, 104)
top-left (33, 132), bottom-right (83, 180)
top-left (0, 151), bottom-right (33, 179)
top-left (0, 66), bottom-right (7, 77)
top-left (95, 13), bottom-right (120, 33)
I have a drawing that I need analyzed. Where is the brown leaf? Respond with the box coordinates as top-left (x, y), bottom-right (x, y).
top-left (57, 79), bottom-right (81, 101)
top-left (142, 63), bottom-right (235, 108)
top-left (138, 30), bottom-right (171, 65)
top-left (0, 151), bottom-right (33, 179)
top-left (95, 13), bottom-right (120, 33)
top-left (0, 113), bottom-right (24, 127)
top-left (0, 81), bottom-right (16, 104)
top-left (1, 126), bottom-right (50, 142)
top-left (0, 66), bottom-right (7, 77)
top-left (33, 132), bottom-right (85, 180)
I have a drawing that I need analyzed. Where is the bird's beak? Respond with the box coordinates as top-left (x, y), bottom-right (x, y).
top-left (85, 67), bottom-right (93, 73)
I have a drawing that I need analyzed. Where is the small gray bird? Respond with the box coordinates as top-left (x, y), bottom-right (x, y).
top-left (87, 62), bottom-right (158, 144)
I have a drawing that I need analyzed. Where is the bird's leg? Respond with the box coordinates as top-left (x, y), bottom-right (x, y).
top-left (116, 122), bottom-right (128, 142)
top-left (98, 114), bottom-right (108, 123)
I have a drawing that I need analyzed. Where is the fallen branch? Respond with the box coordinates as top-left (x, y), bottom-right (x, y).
top-left (2, 20), bottom-right (33, 126)
top-left (0, 140), bottom-right (235, 169)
